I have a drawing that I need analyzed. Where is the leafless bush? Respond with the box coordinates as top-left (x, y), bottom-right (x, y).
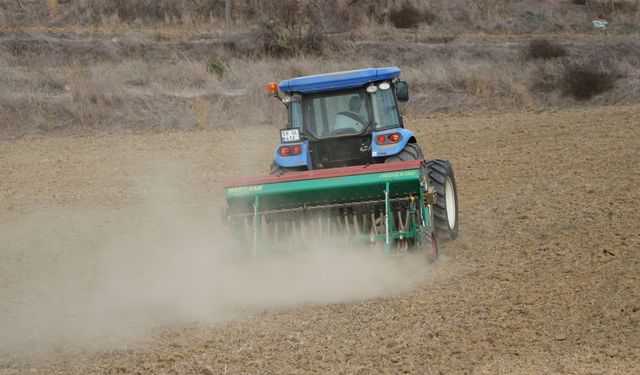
top-left (252, 1), bottom-right (329, 57)
top-left (587, 0), bottom-right (639, 13)
top-left (389, 2), bottom-right (436, 29)
top-left (0, 0), bottom-right (636, 34)
top-left (560, 63), bottom-right (619, 100)
top-left (527, 39), bottom-right (567, 59)
top-left (530, 62), bottom-right (562, 93)
top-left (88, 0), bottom-right (184, 23)
top-left (312, 0), bottom-right (364, 32)
top-left (2, 34), bottom-right (640, 139)
top-left (255, 21), bottom-right (323, 58)
top-left (3, 40), bottom-right (32, 57)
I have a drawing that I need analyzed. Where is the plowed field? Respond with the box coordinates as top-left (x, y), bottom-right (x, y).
top-left (1, 104), bottom-right (639, 374)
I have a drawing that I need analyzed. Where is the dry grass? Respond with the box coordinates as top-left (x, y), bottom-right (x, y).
top-left (1, 0), bottom-right (639, 139)
top-left (528, 38), bottom-right (568, 59)
top-left (560, 63), bottom-right (620, 100)
top-left (389, 2), bottom-right (437, 29)
top-left (1, 0), bottom-right (638, 33)
top-left (1, 35), bottom-right (639, 140)
top-left (0, 32), bottom-right (640, 138)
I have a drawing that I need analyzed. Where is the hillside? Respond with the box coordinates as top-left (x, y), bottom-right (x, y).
top-left (1, 1), bottom-right (639, 139)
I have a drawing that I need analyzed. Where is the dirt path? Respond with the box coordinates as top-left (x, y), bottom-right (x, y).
top-left (1, 104), bottom-right (639, 374)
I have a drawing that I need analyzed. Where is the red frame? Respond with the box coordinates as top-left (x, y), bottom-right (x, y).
top-left (224, 160), bottom-right (423, 188)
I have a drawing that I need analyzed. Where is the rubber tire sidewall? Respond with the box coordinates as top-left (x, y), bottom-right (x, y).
top-left (425, 159), bottom-right (459, 242)
top-left (384, 143), bottom-right (424, 163)
top-left (270, 160), bottom-right (306, 175)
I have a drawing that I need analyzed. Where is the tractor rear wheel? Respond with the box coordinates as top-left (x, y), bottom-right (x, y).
top-left (425, 159), bottom-right (458, 242)
top-left (269, 161), bottom-right (305, 175)
top-left (418, 225), bottom-right (439, 263)
top-left (384, 143), bottom-right (424, 163)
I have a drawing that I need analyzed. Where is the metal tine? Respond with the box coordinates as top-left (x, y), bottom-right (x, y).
top-left (343, 209), bottom-right (352, 237)
top-left (273, 218), bottom-right (279, 243)
top-left (398, 237), bottom-right (407, 254)
top-left (285, 218), bottom-right (290, 242)
top-left (261, 214), bottom-right (267, 241)
top-left (310, 213), bottom-right (315, 241)
top-left (362, 212), bottom-right (368, 234)
top-left (299, 212), bottom-right (303, 243)
top-left (376, 209), bottom-right (383, 226)
top-left (371, 212), bottom-right (378, 234)
top-left (298, 214), bottom-right (302, 244)
top-left (404, 208), bottom-right (411, 230)
top-left (353, 211), bottom-right (360, 236)
top-left (291, 214), bottom-right (298, 242)
top-left (397, 210), bottom-right (404, 232)
top-left (243, 216), bottom-right (251, 244)
top-left (302, 215), bottom-right (306, 240)
top-left (264, 214), bottom-right (270, 241)
top-left (285, 218), bottom-right (289, 244)
top-left (362, 209), bottom-right (368, 228)
top-left (283, 215), bottom-right (287, 242)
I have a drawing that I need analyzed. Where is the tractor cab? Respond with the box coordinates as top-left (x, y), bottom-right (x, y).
top-left (268, 67), bottom-right (414, 173)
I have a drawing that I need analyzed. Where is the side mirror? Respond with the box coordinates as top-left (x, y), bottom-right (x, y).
top-left (396, 81), bottom-right (409, 102)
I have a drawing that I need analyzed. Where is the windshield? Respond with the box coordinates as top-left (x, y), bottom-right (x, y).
top-left (298, 91), bottom-right (370, 138)
top-left (287, 83), bottom-right (401, 138)
top-left (371, 84), bottom-right (400, 130)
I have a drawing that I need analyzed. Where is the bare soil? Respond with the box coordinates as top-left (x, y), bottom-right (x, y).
top-left (1, 104), bottom-right (639, 374)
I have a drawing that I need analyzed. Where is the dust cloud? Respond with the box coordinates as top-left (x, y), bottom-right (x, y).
top-left (0, 181), bottom-right (431, 363)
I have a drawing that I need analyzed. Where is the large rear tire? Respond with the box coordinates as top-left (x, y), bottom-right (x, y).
top-left (269, 161), bottom-right (305, 175)
top-left (425, 159), bottom-right (459, 242)
top-left (384, 143), bottom-right (424, 163)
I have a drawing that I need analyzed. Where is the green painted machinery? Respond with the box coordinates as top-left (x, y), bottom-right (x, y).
top-left (223, 160), bottom-right (444, 259)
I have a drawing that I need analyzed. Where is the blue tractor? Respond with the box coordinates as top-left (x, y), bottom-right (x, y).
top-left (263, 67), bottom-right (459, 242)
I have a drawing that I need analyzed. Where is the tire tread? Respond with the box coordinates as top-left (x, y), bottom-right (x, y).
top-left (425, 159), bottom-right (458, 242)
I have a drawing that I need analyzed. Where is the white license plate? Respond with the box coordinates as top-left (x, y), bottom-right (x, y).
top-left (280, 128), bottom-right (300, 142)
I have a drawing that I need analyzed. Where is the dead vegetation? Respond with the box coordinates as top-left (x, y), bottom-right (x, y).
top-left (0, 1), bottom-right (639, 139)
top-left (1, 35), bottom-right (638, 139)
top-left (2, 0), bottom-right (639, 33)
top-left (561, 63), bottom-right (620, 100)
top-left (527, 38), bottom-right (567, 59)
top-left (389, 1), bottom-right (437, 29)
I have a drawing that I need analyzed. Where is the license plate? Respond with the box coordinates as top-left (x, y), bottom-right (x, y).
top-left (280, 128), bottom-right (300, 143)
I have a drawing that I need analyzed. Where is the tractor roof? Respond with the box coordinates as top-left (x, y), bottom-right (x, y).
top-left (278, 67), bottom-right (401, 94)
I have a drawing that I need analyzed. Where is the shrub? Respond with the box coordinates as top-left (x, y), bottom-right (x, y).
top-left (528, 39), bottom-right (567, 59)
top-left (254, 1), bottom-right (328, 58)
top-left (560, 64), bottom-right (618, 100)
top-left (312, 1), bottom-right (362, 33)
top-left (530, 64), bottom-right (559, 93)
top-left (207, 59), bottom-right (225, 78)
top-left (421, 9), bottom-right (438, 25)
top-left (90, 0), bottom-right (183, 23)
top-left (257, 23), bottom-right (326, 58)
top-left (389, 2), bottom-right (435, 29)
